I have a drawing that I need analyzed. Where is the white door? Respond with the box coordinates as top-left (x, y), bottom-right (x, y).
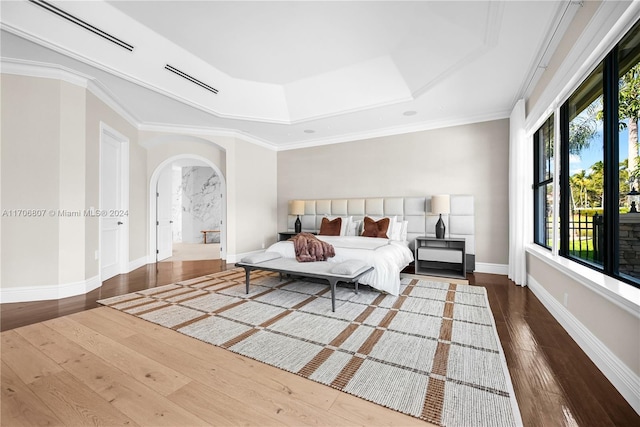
top-left (100, 133), bottom-right (123, 280)
top-left (156, 166), bottom-right (173, 261)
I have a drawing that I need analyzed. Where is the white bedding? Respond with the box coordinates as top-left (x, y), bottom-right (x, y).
top-left (265, 235), bottom-right (414, 295)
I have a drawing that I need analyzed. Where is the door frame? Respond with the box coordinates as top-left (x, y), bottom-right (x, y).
top-left (148, 154), bottom-right (226, 262)
top-left (99, 122), bottom-right (130, 280)
top-left (155, 166), bottom-right (174, 262)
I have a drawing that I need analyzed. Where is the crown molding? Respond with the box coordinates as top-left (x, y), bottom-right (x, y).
top-left (137, 122), bottom-right (276, 151)
top-left (2, 52), bottom-right (509, 153)
top-left (0, 56), bottom-right (279, 149)
top-left (276, 110), bottom-right (510, 151)
top-left (1, 57), bottom-right (141, 127)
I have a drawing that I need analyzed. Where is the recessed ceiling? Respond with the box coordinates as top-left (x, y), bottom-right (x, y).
top-left (0, 0), bottom-right (583, 149)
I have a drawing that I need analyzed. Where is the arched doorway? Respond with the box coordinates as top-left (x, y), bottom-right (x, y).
top-left (149, 154), bottom-right (226, 262)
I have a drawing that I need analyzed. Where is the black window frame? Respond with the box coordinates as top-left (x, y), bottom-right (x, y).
top-left (532, 21), bottom-right (640, 288)
top-left (556, 19), bottom-right (639, 289)
top-left (533, 116), bottom-right (554, 250)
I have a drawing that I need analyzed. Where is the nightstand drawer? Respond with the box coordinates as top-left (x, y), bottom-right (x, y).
top-left (417, 247), bottom-right (463, 263)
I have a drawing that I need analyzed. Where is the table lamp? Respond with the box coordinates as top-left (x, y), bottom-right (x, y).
top-left (431, 195), bottom-right (450, 239)
top-left (291, 200), bottom-right (305, 233)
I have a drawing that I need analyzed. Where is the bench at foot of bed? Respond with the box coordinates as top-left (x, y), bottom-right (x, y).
top-left (235, 252), bottom-right (373, 312)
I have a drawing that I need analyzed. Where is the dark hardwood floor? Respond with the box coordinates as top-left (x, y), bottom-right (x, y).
top-left (470, 272), bottom-right (638, 426)
top-left (1, 261), bottom-right (638, 426)
top-left (0, 259), bottom-right (233, 332)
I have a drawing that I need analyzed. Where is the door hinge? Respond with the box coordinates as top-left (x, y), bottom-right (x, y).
top-left (156, 249), bottom-right (159, 254)
top-left (156, 192), bottom-right (159, 197)
top-left (156, 221), bottom-right (159, 226)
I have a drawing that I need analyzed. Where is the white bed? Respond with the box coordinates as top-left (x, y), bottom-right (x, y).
top-left (265, 235), bottom-right (414, 295)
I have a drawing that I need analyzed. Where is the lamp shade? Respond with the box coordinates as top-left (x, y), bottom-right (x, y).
top-left (291, 200), bottom-right (305, 216)
top-left (431, 195), bottom-right (450, 214)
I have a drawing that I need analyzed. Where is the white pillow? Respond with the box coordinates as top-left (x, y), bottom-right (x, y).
top-left (346, 219), bottom-right (362, 236)
top-left (330, 259), bottom-right (370, 275)
top-left (240, 252), bottom-right (281, 264)
top-left (389, 221), bottom-right (409, 241)
top-left (324, 215), bottom-right (351, 236)
top-left (389, 219), bottom-right (402, 240)
top-left (399, 220), bottom-right (409, 241)
top-left (381, 218), bottom-right (408, 241)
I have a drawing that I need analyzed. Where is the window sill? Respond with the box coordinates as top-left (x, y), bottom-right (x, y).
top-left (526, 244), bottom-right (640, 318)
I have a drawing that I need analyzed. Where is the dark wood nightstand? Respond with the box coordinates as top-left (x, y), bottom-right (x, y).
top-left (414, 236), bottom-right (466, 279)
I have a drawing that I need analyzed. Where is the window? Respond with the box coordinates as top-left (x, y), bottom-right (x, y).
top-left (562, 64), bottom-right (604, 269)
top-left (533, 116), bottom-right (554, 249)
top-left (534, 19), bottom-right (639, 288)
top-left (616, 22), bottom-right (640, 284)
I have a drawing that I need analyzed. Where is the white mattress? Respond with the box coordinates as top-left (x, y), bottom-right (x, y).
top-left (265, 236), bottom-right (414, 295)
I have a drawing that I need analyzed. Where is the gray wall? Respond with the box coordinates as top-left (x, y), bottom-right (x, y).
top-left (278, 119), bottom-right (510, 266)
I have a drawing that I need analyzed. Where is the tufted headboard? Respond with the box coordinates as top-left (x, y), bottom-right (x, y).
top-left (287, 195), bottom-right (475, 271)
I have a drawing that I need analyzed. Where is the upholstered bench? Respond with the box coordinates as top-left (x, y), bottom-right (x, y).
top-left (235, 252), bottom-right (373, 312)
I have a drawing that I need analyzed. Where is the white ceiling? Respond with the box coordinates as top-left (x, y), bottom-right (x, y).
top-left (1, 0), bottom-right (582, 149)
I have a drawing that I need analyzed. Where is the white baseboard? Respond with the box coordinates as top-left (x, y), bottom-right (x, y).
top-left (1, 256), bottom-right (152, 304)
top-left (128, 256), bottom-right (148, 272)
top-left (0, 275), bottom-right (101, 304)
top-left (528, 274), bottom-right (640, 414)
top-left (475, 262), bottom-right (508, 275)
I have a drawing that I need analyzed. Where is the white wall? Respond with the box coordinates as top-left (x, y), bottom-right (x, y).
top-left (0, 74), bottom-right (143, 300)
top-left (1, 74), bottom-right (63, 287)
top-left (1, 74), bottom-right (280, 300)
top-left (277, 119), bottom-right (510, 266)
top-left (142, 132), bottom-right (278, 261)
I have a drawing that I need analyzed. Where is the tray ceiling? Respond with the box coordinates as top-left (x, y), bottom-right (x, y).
top-left (1, 0), bottom-right (582, 149)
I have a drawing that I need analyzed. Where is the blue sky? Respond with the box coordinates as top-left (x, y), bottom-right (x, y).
top-left (570, 124), bottom-right (631, 176)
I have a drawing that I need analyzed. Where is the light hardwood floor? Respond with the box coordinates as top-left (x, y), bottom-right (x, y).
top-left (2, 306), bottom-right (432, 426)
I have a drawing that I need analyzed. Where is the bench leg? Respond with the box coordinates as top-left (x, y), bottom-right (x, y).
top-left (243, 268), bottom-right (251, 294)
top-left (327, 279), bottom-right (337, 312)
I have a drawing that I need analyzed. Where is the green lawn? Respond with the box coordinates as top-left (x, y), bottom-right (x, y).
top-left (569, 238), bottom-right (598, 261)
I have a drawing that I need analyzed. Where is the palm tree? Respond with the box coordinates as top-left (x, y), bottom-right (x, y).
top-left (586, 161), bottom-right (605, 207)
top-left (570, 173), bottom-right (581, 209)
top-left (572, 63), bottom-right (639, 209)
top-left (570, 169), bottom-right (588, 209)
top-left (619, 63), bottom-right (640, 180)
top-left (619, 159), bottom-right (631, 207)
top-left (569, 100), bottom-right (600, 155)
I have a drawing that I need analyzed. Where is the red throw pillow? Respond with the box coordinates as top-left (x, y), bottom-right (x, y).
top-left (319, 217), bottom-right (342, 236)
top-left (361, 216), bottom-right (390, 238)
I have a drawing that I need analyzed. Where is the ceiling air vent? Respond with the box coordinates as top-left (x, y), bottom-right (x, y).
top-left (165, 65), bottom-right (219, 94)
top-left (29, 0), bottom-right (134, 52)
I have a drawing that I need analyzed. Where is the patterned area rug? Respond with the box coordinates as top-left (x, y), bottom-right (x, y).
top-left (98, 268), bottom-right (522, 426)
